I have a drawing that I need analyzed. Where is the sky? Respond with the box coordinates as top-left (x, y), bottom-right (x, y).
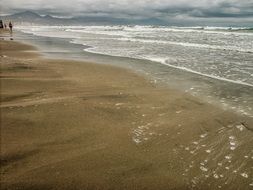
top-left (1, 0), bottom-right (253, 25)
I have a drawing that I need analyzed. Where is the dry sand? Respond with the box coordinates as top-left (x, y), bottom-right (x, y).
top-left (1, 32), bottom-right (253, 190)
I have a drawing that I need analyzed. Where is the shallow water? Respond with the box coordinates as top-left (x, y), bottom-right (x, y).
top-left (17, 26), bottom-right (253, 85)
top-left (15, 26), bottom-right (253, 117)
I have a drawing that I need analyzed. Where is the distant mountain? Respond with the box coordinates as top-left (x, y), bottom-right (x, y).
top-left (0, 11), bottom-right (75, 25)
top-left (0, 11), bottom-right (168, 26)
top-left (10, 11), bottom-right (42, 19)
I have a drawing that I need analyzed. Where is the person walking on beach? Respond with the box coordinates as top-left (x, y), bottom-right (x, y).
top-left (0, 20), bottom-right (3, 28)
top-left (9, 21), bottom-right (13, 33)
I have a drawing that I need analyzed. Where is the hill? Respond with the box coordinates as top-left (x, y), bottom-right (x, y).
top-left (0, 11), bottom-right (168, 26)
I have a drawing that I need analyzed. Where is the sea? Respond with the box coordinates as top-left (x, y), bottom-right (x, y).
top-left (15, 25), bottom-right (253, 118)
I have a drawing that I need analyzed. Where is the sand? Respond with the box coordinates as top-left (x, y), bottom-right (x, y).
top-left (1, 32), bottom-right (253, 190)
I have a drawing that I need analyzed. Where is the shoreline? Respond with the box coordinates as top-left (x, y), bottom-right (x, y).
top-left (14, 29), bottom-right (253, 118)
top-left (1, 35), bottom-right (253, 190)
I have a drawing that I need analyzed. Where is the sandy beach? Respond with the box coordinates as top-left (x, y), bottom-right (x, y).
top-left (1, 32), bottom-right (253, 190)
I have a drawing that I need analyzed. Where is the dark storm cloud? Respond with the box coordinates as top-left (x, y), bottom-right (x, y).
top-left (1, 0), bottom-right (253, 22)
top-left (152, 0), bottom-right (253, 18)
top-left (188, 1), bottom-right (253, 18)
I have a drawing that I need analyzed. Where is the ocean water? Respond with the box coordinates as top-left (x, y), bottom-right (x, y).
top-left (16, 25), bottom-right (253, 117)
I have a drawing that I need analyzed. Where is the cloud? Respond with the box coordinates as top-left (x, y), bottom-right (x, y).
top-left (1, 0), bottom-right (253, 24)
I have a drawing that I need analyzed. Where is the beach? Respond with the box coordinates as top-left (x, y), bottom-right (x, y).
top-left (1, 32), bottom-right (253, 190)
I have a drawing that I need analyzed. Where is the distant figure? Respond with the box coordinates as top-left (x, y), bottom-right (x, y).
top-left (9, 21), bottom-right (13, 33)
top-left (4, 23), bottom-right (7, 29)
top-left (0, 20), bottom-right (3, 28)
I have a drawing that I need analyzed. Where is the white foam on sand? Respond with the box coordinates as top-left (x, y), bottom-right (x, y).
top-left (115, 103), bottom-right (124, 106)
top-left (132, 137), bottom-right (141, 144)
top-left (240, 173), bottom-right (248, 178)
top-left (131, 123), bottom-right (152, 144)
top-left (225, 155), bottom-right (232, 160)
top-left (205, 149), bottom-right (211, 153)
top-left (200, 166), bottom-right (208, 172)
top-left (230, 146), bottom-right (236, 150)
top-left (213, 174), bottom-right (219, 179)
top-left (228, 136), bottom-right (238, 151)
top-left (236, 124), bottom-right (245, 131)
top-left (200, 133), bottom-right (208, 138)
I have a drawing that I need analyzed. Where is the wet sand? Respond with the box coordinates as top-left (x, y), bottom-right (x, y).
top-left (1, 33), bottom-right (253, 190)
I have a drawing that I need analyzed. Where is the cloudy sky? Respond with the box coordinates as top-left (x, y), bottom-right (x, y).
top-left (1, 0), bottom-right (253, 25)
